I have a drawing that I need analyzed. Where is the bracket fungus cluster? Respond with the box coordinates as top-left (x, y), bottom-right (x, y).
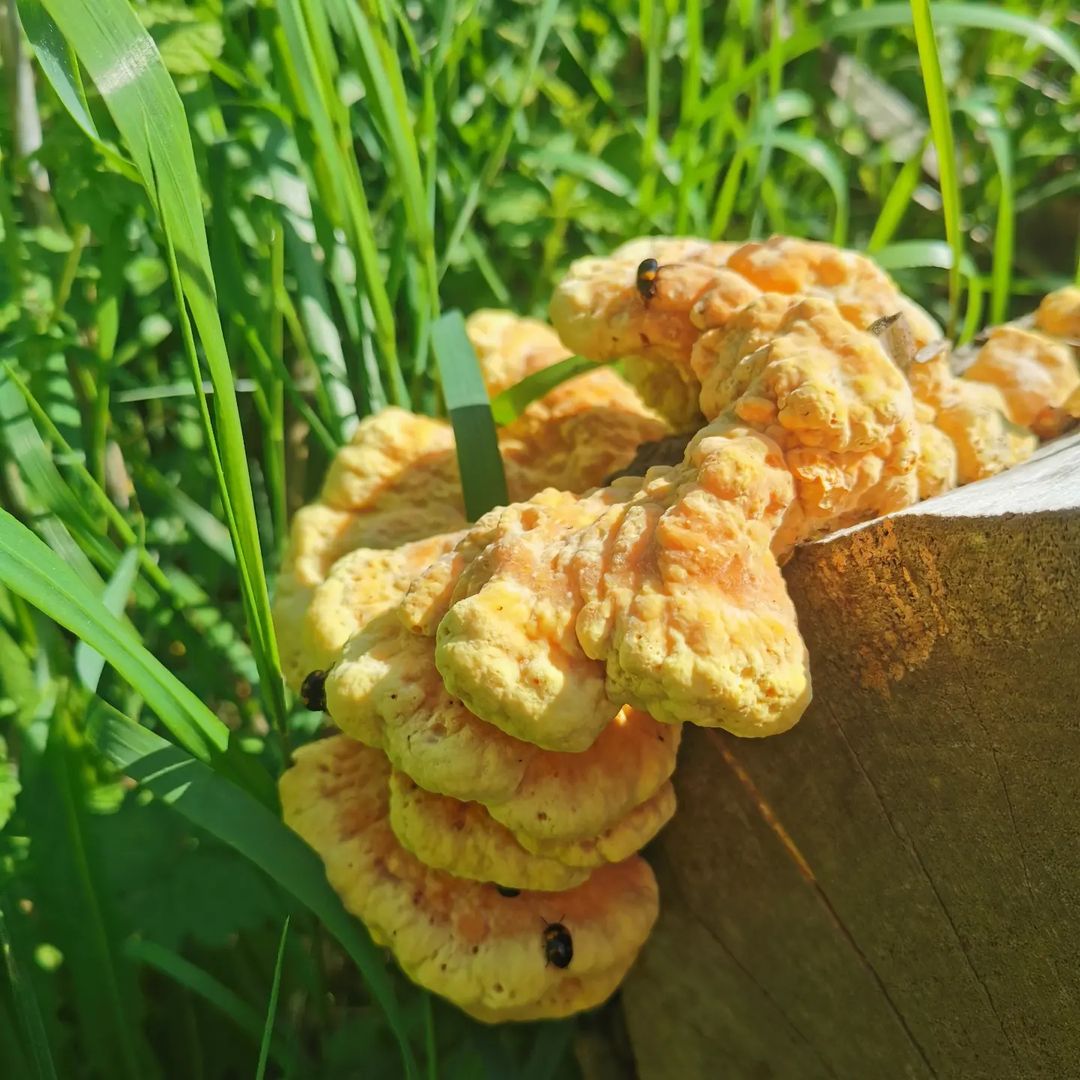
top-left (275, 242), bottom-right (1079, 1023)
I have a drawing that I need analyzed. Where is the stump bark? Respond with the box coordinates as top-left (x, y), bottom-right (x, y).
top-left (622, 432), bottom-right (1080, 1080)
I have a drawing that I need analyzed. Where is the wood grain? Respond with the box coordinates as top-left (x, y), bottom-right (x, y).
top-left (623, 433), bottom-right (1080, 1080)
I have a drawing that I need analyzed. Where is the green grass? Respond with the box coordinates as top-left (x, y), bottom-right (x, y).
top-left (0, 0), bottom-right (1077, 1076)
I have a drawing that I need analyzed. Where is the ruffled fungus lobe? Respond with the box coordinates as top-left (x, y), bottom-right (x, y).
top-left (389, 771), bottom-right (677, 891)
top-left (279, 737), bottom-right (659, 1022)
top-left (275, 312), bottom-right (664, 687)
top-left (691, 295), bottom-right (920, 546)
top-left (964, 325), bottom-right (1079, 438)
top-left (1035, 285), bottom-right (1080, 341)
top-left (433, 420), bottom-right (808, 747)
top-left (326, 610), bottom-right (681, 842)
top-left (550, 234), bottom-right (939, 427)
top-left (275, 273), bottom-right (1078, 1026)
top-left (906, 346), bottom-right (1038, 484)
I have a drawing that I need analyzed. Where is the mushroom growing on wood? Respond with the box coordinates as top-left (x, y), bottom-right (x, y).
top-left (275, 271), bottom-right (1078, 1026)
top-left (280, 737), bottom-right (659, 1021)
top-left (550, 234), bottom-right (940, 428)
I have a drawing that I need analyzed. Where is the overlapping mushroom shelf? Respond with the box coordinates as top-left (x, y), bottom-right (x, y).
top-left (275, 243), bottom-right (1080, 1023)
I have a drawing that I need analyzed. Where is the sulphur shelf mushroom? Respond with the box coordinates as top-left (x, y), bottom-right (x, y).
top-left (276, 249), bottom-right (1079, 1022)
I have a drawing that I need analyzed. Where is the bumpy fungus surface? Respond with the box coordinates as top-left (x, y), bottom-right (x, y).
top-left (275, 268), bottom-right (1075, 1026)
top-left (433, 420), bottom-right (809, 746)
top-left (326, 607), bottom-right (681, 841)
top-left (280, 737), bottom-right (659, 1022)
top-left (275, 312), bottom-right (664, 685)
top-left (551, 234), bottom-right (939, 426)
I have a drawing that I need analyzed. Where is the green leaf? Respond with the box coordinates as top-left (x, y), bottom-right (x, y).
top-left (754, 131), bottom-right (849, 245)
top-left (0, 738), bottom-right (20, 833)
top-left (958, 96), bottom-right (1014, 325)
top-left (86, 706), bottom-right (419, 1080)
top-left (74, 546), bottom-right (139, 693)
top-left (910, 0), bottom-right (963, 335)
top-left (0, 506), bottom-right (227, 764)
top-left (38, 0), bottom-right (286, 735)
top-left (138, 3), bottom-right (224, 77)
top-left (867, 134), bottom-right (932, 253)
top-left (124, 937), bottom-right (296, 1071)
top-left (489, 355), bottom-right (606, 427)
top-left (874, 239), bottom-right (977, 276)
top-left (16, 0), bottom-right (99, 142)
top-left (255, 917), bottom-right (290, 1080)
top-left (0, 900), bottom-right (59, 1080)
top-left (432, 311), bottom-right (508, 521)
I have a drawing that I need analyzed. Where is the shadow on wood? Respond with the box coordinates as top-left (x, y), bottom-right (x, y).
top-left (623, 433), bottom-right (1080, 1080)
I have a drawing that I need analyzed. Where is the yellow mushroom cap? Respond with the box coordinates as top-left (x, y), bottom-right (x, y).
top-left (908, 349), bottom-right (1037, 484)
top-left (550, 235), bottom-right (939, 428)
top-left (326, 609), bottom-right (682, 840)
top-left (1034, 286), bottom-right (1080, 342)
top-left (280, 736), bottom-right (659, 1021)
top-left (275, 312), bottom-right (665, 688)
top-left (963, 325), bottom-right (1079, 438)
top-left (298, 534), bottom-right (463, 681)
top-left (718, 236), bottom-right (940, 347)
top-left (691, 295), bottom-right (920, 548)
top-left (388, 771), bottom-right (677, 892)
top-left (433, 419), bottom-right (810, 743)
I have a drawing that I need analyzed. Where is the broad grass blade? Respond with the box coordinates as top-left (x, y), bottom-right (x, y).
top-left (88, 706), bottom-right (419, 1080)
top-left (432, 312), bottom-right (507, 520)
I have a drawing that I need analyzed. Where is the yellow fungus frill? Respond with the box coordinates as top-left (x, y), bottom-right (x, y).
top-left (279, 737), bottom-right (659, 1022)
top-left (274, 278), bottom-right (1076, 1026)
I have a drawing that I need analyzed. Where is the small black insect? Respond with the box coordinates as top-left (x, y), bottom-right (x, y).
top-left (636, 257), bottom-right (661, 302)
top-left (542, 922), bottom-right (573, 969)
top-left (495, 885), bottom-right (521, 898)
top-left (300, 669), bottom-right (328, 712)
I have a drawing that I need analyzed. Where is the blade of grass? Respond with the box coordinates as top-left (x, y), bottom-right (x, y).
top-left (16, 0), bottom-right (140, 182)
top-left (910, 0), bottom-right (963, 335)
top-left (47, 707), bottom-right (142, 1080)
top-left (421, 994), bottom-right (437, 1080)
top-left (753, 131), bottom-right (849, 245)
top-left (272, 0), bottom-right (403, 404)
top-left (488, 355), bottom-right (605, 427)
top-left (337, 2), bottom-right (438, 328)
top-left (87, 705), bottom-right (419, 1080)
top-left (122, 938), bottom-right (297, 1073)
top-left (958, 97), bottom-right (1014, 324)
top-left (867, 133), bottom-right (931, 252)
top-left (0, 506), bottom-right (239, 770)
top-left (255, 917), bottom-right (290, 1080)
top-left (0, 899), bottom-right (59, 1080)
top-left (432, 311), bottom-right (507, 520)
top-left (439, 0), bottom-right (561, 279)
top-left (74, 546), bottom-right (139, 693)
top-left (37, 0), bottom-right (286, 733)
top-left (694, 5), bottom-right (1080, 130)
top-left (637, 0), bottom-right (663, 219)
top-left (1, 362), bottom-right (257, 683)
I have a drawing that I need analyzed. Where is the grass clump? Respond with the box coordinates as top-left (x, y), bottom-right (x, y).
top-left (0, 0), bottom-right (1076, 1075)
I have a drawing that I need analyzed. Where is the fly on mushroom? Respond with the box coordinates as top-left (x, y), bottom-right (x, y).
top-left (635, 257), bottom-right (684, 304)
top-left (300, 669), bottom-right (328, 712)
top-left (542, 921), bottom-right (573, 968)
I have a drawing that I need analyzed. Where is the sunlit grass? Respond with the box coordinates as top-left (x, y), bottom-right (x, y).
top-left (0, 0), bottom-right (1076, 1074)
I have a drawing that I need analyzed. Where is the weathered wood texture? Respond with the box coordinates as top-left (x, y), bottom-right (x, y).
top-left (623, 432), bottom-right (1080, 1080)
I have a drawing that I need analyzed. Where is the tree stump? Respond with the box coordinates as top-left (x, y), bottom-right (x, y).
top-left (622, 432), bottom-right (1080, 1080)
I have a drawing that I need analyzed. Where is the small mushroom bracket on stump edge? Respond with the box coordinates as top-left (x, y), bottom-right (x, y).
top-left (623, 431), bottom-right (1080, 1080)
